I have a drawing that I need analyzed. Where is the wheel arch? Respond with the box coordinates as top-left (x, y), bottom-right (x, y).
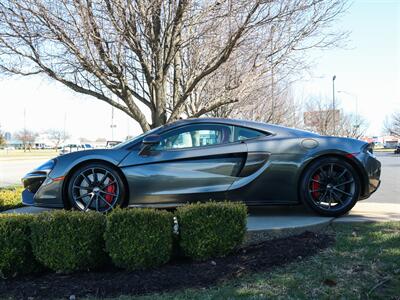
top-left (296, 153), bottom-right (369, 202)
top-left (61, 159), bottom-right (130, 209)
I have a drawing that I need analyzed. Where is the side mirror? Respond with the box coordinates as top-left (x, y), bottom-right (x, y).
top-left (139, 134), bottom-right (161, 156)
top-left (142, 134), bottom-right (161, 146)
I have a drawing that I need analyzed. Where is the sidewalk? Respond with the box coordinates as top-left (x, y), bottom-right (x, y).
top-left (334, 202), bottom-right (400, 223)
top-left (246, 202), bottom-right (400, 230)
top-left (245, 202), bottom-right (400, 243)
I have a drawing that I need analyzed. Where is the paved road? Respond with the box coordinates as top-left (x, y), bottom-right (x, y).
top-left (365, 152), bottom-right (399, 204)
top-left (0, 156), bottom-right (53, 187)
top-left (0, 152), bottom-right (398, 204)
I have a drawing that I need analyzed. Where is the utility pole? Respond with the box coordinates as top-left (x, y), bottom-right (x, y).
top-left (332, 75), bottom-right (336, 135)
top-left (23, 108), bottom-right (26, 132)
top-left (23, 108), bottom-right (27, 151)
top-left (110, 106), bottom-right (116, 140)
top-left (63, 113), bottom-right (67, 142)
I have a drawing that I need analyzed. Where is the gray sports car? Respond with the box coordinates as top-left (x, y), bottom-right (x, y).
top-left (22, 118), bottom-right (381, 217)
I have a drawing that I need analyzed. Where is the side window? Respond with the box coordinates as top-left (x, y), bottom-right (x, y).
top-left (233, 126), bottom-right (265, 141)
top-left (154, 125), bottom-right (232, 151)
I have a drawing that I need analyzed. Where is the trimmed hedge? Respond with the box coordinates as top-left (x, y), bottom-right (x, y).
top-left (30, 210), bottom-right (107, 273)
top-left (177, 201), bottom-right (247, 260)
top-left (105, 209), bottom-right (173, 270)
top-left (0, 214), bottom-right (39, 278)
top-left (0, 201), bottom-right (248, 277)
top-left (0, 186), bottom-right (24, 212)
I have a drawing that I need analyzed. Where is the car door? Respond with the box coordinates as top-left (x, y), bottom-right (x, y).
top-left (119, 123), bottom-right (248, 205)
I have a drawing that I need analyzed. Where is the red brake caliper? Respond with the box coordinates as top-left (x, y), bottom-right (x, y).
top-left (311, 174), bottom-right (320, 201)
top-left (105, 184), bottom-right (115, 203)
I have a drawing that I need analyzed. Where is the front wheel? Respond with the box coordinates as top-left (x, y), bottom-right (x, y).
top-left (67, 162), bottom-right (126, 212)
top-left (300, 157), bottom-right (360, 217)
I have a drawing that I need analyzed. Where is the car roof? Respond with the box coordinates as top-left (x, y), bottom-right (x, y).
top-left (119, 118), bottom-right (319, 150)
top-left (160, 118), bottom-right (319, 137)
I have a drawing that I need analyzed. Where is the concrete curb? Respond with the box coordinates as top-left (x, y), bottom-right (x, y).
top-left (0, 206), bottom-right (52, 214)
top-left (333, 202), bottom-right (400, 223)
top-left (244, 218), bottom-right (332, 245)
top-left (244, 202), bottom-right (400, 244)
top-left (243, 206), bottom-right (333, 244)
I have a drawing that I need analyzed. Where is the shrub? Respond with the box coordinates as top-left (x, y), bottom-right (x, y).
top-left (0, 186), bottom-right (24, 212)
top-left (105, 209), bottom-right (173, 270)
top-left (30, 210), bottom-right (106, 273)
top-left (0, 214), bottom-right (38, 278)
top-left (177, 201), bottom-right (247, 260)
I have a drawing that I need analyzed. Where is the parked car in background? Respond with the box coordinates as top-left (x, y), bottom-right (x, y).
top-left (59, 144), bottom-right (81, 155)
top-left (384, 141), bottom-right (399, 149)
top-left (106, 141), bottom-right (122, 148)
top-left (22, 118), bottom-right (381, 217)
top-left (59, 143), bottom-right (94, 155)
top-left (394, 146), bottom-right (400, 154)
top-left (81, 143), bottom-right (94, 150)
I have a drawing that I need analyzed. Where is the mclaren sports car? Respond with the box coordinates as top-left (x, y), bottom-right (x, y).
top-left (22, 118), bottom-right (381, 217)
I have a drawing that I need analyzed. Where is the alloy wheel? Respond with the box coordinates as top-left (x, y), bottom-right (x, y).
top-left (307, 162), bottom-right (356, 211)
top-left (71, 167), bottom-right (120, 212)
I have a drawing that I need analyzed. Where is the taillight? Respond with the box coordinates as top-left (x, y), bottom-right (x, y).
top-left (345, 153), bottom-right (359, 159)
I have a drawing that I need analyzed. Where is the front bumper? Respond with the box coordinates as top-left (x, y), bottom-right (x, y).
top-left (21, 171), bottom-right (64, 208)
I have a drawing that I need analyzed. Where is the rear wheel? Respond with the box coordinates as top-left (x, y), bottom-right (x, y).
top-left (67, 162), bottom-right (126, 212)
top-left (300, 157), bottom-right (360, 217)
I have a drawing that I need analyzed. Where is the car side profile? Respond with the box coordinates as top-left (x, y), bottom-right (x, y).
top-left (22, 118), bottom-right (381, 217)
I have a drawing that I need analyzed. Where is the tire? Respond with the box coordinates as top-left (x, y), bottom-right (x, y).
top-left (299, 157), bottom-right (360, 217)
top-left (67, 162), bottom-right (126, 212)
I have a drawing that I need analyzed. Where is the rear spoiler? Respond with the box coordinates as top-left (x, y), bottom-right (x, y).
top-left (363, 142), bottom-right (374, 154)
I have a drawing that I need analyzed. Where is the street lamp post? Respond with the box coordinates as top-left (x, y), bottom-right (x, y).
top-left (332, 75), bottom-right (336, 134)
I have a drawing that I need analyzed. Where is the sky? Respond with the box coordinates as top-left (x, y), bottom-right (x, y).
top-left (0, 0), bottom-right (399, 141)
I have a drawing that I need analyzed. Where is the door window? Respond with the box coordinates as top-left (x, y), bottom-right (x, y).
top-left (154, 124), bottom-right (267, 151)
top-left (232, 126), bottom-right (265, 141)
top-left (154, 124), bottom-right (232, 150)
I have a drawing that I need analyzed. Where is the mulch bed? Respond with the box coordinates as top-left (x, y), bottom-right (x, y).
top-left (0, 231), bottom-right (334, 299)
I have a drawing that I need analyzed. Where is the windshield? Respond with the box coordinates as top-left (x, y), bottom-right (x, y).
top-left (112, 126), bottom-right (161, 149)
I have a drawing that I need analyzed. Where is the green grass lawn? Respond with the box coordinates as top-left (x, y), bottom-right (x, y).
top-left (0, 186), bottom-right (24, 212)
top-left (108, 222), bottom-right (400, 300)
top-left (0, 149), bottom-right (56, 160)
top-left (374, 148), bottom-right (396, 153)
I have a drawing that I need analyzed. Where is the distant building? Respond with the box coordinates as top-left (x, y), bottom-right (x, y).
top-left (382, 135), bottom-right (399, 148)
top-left (6, 139), bottom-right (23, 149)
top-left (361, 135), bottom-right (399, 148)
top-left (4, 132), bottom-right (11, 141)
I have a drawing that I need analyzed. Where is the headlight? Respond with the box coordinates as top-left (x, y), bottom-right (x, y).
top-left (34, 159), bottom-right (56, 173)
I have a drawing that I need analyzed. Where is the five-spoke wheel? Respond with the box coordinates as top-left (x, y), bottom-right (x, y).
top-left (67, 163), bottom-right (125, 212)
top-left (300, 157), bottom-right (360, 217)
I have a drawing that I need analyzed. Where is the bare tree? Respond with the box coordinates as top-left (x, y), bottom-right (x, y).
top-left (384, 112), bottom-right (400, 137)
top-left (95, 137), bottom-right (107, 143)
top-left (181, 0), bottom-right (348, 123)
top-left (303, 97), bottom-right (337, 136)
top-left (47, 129), bottom-right (70, 149)
top-left (0, 125), bottom-right (5, 147)
top-left (337, 113), bottom-right (368, 139)
top-left (15, 129), bottom-right (38, 151)
top-left (0, 0), bottom-right (348, 132)
top-left (303, 97), bottom-right (368, 138)
top-left (229, 84), bottom-right (303, 128)
top-left (79, 137), bottom-right (90, 143)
